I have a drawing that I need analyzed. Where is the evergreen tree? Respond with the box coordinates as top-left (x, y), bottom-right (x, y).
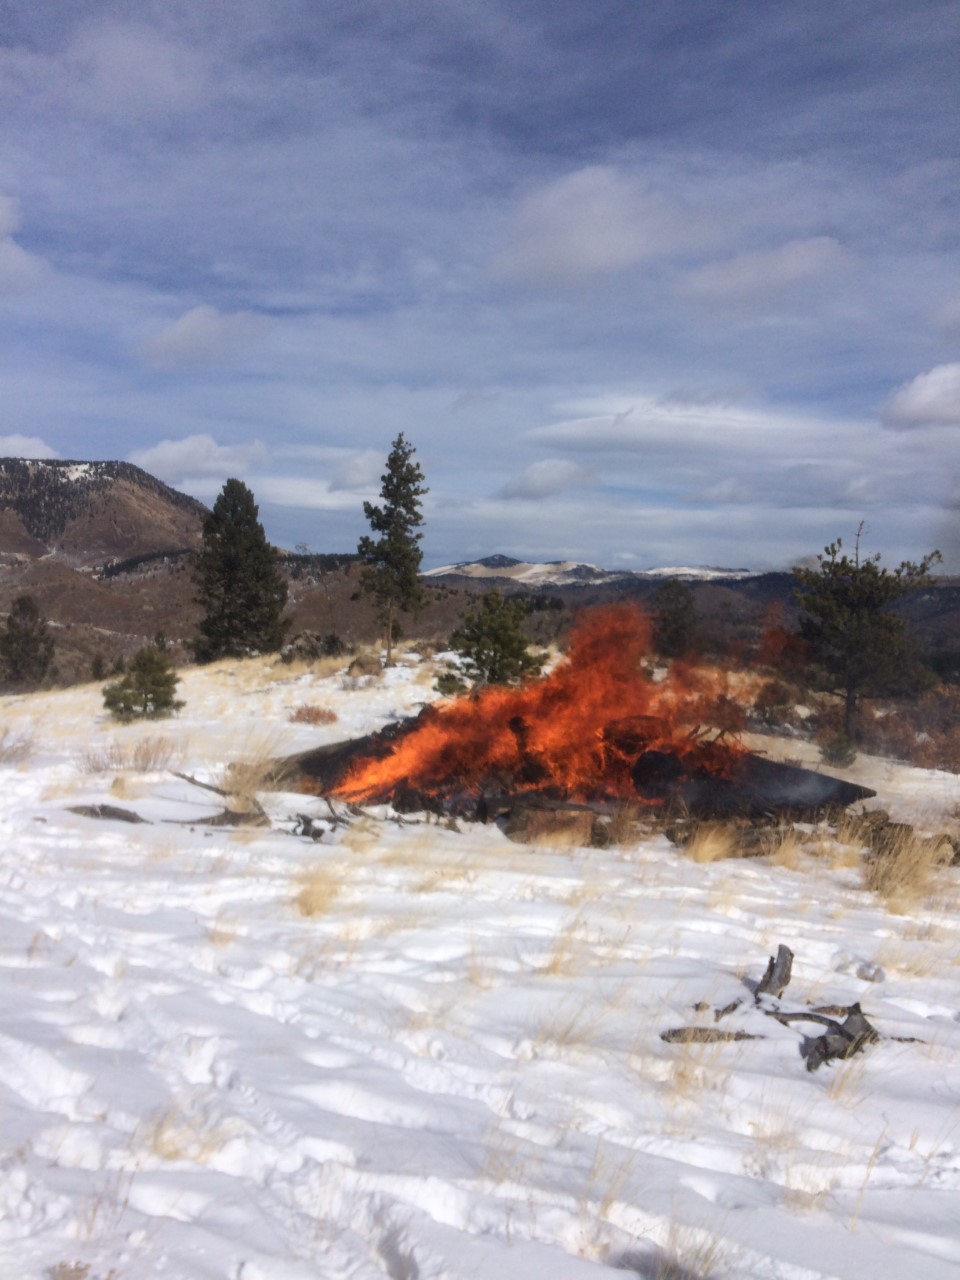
top-left (793, 525), bottom-right (941, 741)
top-left (192, 479), bottom-right (289, 662)
top-left (357, 434), bottom-right (427, 666)
top-left (450, 590), bottom-right (542, 687)
top-left (103, 640), bottom-right (184, 722)
top-left (651, 578), bottom-right (698, 659)
top-left (0, 595), bottom-right (55, 689)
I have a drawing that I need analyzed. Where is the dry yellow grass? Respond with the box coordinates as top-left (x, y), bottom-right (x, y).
top-left (682, 823), bottom-right (741, 864)
top-left (294, 864), bottom-right (342, 916)
top-left (219, 732), bottom-right (292, 806)
top-left (860, 826), bottom-right (954, 910)
top-left (607, 802), bottom-right (644, 847)
top-left (767, 827), bottom-right (807, 869)
top-left (146, 1103), bottom-right (238, 1164)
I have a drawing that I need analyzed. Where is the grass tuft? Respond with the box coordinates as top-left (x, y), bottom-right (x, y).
top-left (860, 825), bottom-right (953, 909)
top-left (681, 823), bottom-right (741, 864)
top-left (219, 733), bottom-right (292, 805)
top-left (294, 865), bottom-right (341, 916)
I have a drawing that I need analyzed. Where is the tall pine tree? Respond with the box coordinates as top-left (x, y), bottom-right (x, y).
top-left (192, 479), bottom-right (289, 662)
top-left (793, 525), bottom-right (940, 741)
top-left (357, 434), bottom-right (427, 666)
top-left (0, 595), bottom-right (55, 689)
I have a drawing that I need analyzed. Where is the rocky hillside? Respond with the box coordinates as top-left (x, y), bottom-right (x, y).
top-left (0, 458), bottom-right (208, 567)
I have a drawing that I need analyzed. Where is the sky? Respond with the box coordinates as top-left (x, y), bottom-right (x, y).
top-left (0, 1), bottom-right (959, 572)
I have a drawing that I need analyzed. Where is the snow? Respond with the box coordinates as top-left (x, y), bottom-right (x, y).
top-left (1, 656), bottom-right (959, 1279)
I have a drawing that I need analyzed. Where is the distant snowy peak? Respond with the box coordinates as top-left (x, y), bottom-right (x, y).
top-left (636, 565), bottom-right (758, 581)
top-left (424, 556), bottom-right (759, 586)
top-left (424, 557), bottom-right (615, 586)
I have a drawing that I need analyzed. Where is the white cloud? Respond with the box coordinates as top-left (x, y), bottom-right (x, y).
top-left (0, 435), bottom-right (59, 459)
top-left (499, 458), bottom-right (592, 500)
top-left (493, 166), bottom-right (678, 285)
top-left (681, 236), bottom-right (851, 302)
top-left (140, 306), bottom-right (264, 369)
top-left (884, 363), bottom-right (960, 427)
top-left (329, 450), bottom-right (384, 492)
top-left (253, 476), bottom-right (372, 512)
top-left (129, 434), bottom-right (268, 482)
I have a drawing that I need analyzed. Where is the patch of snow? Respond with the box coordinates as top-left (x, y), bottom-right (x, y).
top-left (0, 659), bottom-right (957, 1277)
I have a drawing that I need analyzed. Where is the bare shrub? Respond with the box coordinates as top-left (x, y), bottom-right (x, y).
top-left (77, 734), bottom-right (177, 774)
top-left (288, 704), bottom-right (338, 725)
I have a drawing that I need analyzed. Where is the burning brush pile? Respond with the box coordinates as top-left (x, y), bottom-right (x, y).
top-left (295, 605), bottom-right (874, 824)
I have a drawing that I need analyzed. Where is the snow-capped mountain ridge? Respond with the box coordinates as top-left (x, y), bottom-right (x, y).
top-left (424, 555), bottom-right (759, 585)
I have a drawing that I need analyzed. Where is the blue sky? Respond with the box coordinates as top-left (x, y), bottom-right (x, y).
top-left (1, 1), bottom-right (958, 570)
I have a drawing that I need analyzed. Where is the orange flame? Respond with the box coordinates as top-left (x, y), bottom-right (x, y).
top-left (334, 604), bottom-right (751, 804)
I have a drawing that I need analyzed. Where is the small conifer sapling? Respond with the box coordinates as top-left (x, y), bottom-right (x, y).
top-left (103, 642), bottom-right (184, 722)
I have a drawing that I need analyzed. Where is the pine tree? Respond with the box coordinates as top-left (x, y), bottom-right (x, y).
top-left (192, 479), bottom-right (289, 662)
top-left (0, 595), bottom-right (55, 689)
top-left (357, 434), bottom-right (427, 666)
top-left (651, 578), bottom-right (698, 659)
top-left (793, 525), bottom-right (941, 741)
top-left (103, 641), bottom-right (184, 722)
top-left (450, 590), bottom-right (542, 687)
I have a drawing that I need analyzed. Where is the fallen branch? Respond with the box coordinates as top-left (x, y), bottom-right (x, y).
top-left (662, 943), bottom-right (887, 1072)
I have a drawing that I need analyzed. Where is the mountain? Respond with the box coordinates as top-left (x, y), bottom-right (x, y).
top-left (0, 458), bottom-right (209, 567)
top-left (424, 555), bottom-right (758, 587)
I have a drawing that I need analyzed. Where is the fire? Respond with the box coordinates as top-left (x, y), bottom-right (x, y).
top-left (333, 604), bottom-right (753, 806)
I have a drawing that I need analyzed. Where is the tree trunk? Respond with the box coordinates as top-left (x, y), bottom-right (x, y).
top-left (384, 599), bottom-right (394, 668)
top-left (843, 685), bottom-right (858, 741)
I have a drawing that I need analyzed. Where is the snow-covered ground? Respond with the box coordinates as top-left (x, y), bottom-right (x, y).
top-left (1, 655), bottom-right (959, 1279)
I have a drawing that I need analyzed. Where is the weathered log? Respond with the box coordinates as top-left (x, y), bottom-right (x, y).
top-left (68, 803), bottom-right (148, 824)
top-left (756, 944), bottom-right (794, 1000)
top-left (661, 1027), bottom-right (761, 1044)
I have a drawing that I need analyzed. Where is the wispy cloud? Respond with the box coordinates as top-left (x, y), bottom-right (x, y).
top-left (498, 458), bottom-right (592, 500)
top-left (680, 236), bottom-right (853, 304)
top-left (140, 306), bottom-right (265, 369)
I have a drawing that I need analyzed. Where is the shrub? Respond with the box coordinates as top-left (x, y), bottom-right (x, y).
top-left (818, 730), bottom-right (858, 768)
top-left (103, 643), bottom-right (184, 722)
top-left (434, 667), bottom-right (468, 697)
top-left (288, 704), bottom-right (338, 725)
